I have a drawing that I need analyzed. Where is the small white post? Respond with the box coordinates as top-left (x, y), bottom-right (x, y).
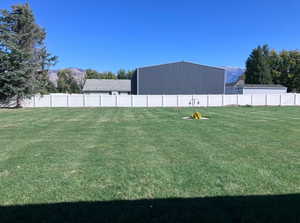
top-left (265, 94), bottom-right (268, 106)
top-left (83, 94), bottom-right (86, 107)
top-left (67, 95), bottom-right (69, 107)
top-left (222, 94), bottom-right (225, 106)
top-left (236, 94), bottom-right (239, 106)
top-left (279, 94), bottom-right (282, 106)
top-left (207, 95), bottom-right (209, 107)
top-left (162, 95), bottom-right (164, 107)
top-left (99, 95), bottom-right (102, 107)
top-left (192, 95), bottom-right (194, 107)
top-left (251, 94), bottom-right (253, 106)
top-left (115, 95), bottom-right (118, 107)
top-left (33, 95), bottom-right (36, 107)
top-left (146, 95), bottom-right (149, 107)
top-left (294, 93), bottom-right (297, 106)
top-left (50, 95), bottom-right (53, 107)
top-left (177, 95), bottom-right (179, 108)
top-left (131, 95), bottom-right (134, 107)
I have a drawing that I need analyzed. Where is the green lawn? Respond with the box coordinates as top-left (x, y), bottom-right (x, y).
top-left (0, 107), bottom-right (300, 222)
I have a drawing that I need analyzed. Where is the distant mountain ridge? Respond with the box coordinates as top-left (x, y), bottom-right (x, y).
top-left (222, 67), bottom-right (245, 84)
top-left (48, 68), bottom-right (86, 86)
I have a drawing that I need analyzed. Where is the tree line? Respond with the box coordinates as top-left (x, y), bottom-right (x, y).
top-left (52, 69), bottom-right (135, 94)
top-left (245, 45), bottom-right (300, 92)
top-left (85, 69), bottom-right (135, 80)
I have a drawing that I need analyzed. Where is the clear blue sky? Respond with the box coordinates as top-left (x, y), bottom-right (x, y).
top-left (1, 0), bottom-right (300, 72)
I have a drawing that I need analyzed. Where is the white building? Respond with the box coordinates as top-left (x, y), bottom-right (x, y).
top-left (226, 80), bottom-right (287, 94)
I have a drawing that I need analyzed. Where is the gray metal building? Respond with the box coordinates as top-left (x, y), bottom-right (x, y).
top-left (131, 62), bottom-right (226, 95)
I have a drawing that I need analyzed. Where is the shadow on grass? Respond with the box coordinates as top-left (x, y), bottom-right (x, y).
top-left (1, 194), bottom-right (299, 223)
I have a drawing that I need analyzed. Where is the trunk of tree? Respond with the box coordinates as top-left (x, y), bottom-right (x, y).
top-left (16, 96), bottom-right (22, 108)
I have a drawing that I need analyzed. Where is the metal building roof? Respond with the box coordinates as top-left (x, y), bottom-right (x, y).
top-left (83, 79), bottom-right (131, 92)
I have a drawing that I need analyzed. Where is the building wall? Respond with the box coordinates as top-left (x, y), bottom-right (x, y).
top-left (134, 62), bottom-right (225, 95)
top-left (225, 86), bottom-right (243, 94)
top-left (243, 88), bottom-right (287, 94)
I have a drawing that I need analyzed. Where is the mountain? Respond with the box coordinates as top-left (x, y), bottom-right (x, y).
top-left (48, 68), bottom-right (86, 86)
top-left (222, 67), bottom-right (245, 84)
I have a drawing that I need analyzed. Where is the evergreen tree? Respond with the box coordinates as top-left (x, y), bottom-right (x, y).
top-left (0, 3), bottom-right (56, 106)
top-left (245, 45), bottom-right (273, 84)
top-left (126, 70), bottom-right (135, 80)
top-left (117, 69), bottom-right (127, 79)
top-left (57, 69), bottom-right (80, 93)
top-left (85, 69), bottom-right (100, 79)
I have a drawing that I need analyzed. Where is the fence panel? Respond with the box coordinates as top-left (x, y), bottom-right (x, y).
top-left (132, 95), bottom-right (147, 107)
top-left (193, 95), bottom-right (208, 107)
top-left (85, 95), bottom-right (100, 107)
top-left (178, 95), bottom-right (193, 107)
top-left (101, 95), bottom-right (116, 107)
top-left (267, 94), bottom-right (281, 106)
top-left (237, 95), bottom-right (252, 106)
top-left (35, 95), bottom-right (51, 107)
top-left (148, 95), bottom-right (163, 107)
top-left (117, 95), bottom-right (132, 107)
top-left (208, 95), bottom-right (223, 107)
top-left (69, 94), bottom-right (84, 107)
top-left (51, 95), bottom-right (68, 107)
top-left (252, 94), bottom-right (266, 106)
top-left (296, 94), bottom-right (300, 105)
top-left (224, 95), bottom-right (238, 106)
top-left (281, 94), bottom-right (295, 106)
top-left (164, 95), bottom-right (178, 107)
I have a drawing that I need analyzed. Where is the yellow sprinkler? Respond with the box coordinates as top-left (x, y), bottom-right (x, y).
top-left (192, 112), bottom-right (202, 120)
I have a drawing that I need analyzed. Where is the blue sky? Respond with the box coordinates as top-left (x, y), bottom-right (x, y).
top-left (1, 0), bottom-right (300, 72)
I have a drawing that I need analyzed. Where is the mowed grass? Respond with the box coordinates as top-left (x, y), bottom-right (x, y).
top-left (0, 107), bottom-right (300, 206)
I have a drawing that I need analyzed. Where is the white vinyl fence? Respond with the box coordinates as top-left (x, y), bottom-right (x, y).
top-left (18, 93), bottom-right (300, 108)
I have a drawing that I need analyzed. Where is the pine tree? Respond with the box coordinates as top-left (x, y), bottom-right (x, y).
top-left (0, 3), bottom-right (57, 107)
top-left (245, 45), bottom-right (273, 84)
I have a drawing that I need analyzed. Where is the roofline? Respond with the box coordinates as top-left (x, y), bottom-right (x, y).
top-left (85, 79), bottom-right (131, 82)
top-left (243, 86), bottom-right (287, 89)
top-left (137, 61), bottom-right (226, 71)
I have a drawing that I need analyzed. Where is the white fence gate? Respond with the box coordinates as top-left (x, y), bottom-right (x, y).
top-left (17, 93), bottom-right (300, 108)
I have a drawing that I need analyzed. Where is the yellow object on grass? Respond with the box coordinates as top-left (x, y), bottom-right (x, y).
top-left (192, 112), bottom-right (202, 120)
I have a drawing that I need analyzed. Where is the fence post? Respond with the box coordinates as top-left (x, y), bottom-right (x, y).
top-left (131, 95), bottom-right (134, 107)
top-left (66, 95), bottom-right (69, 107)
top-left (162, 95), bottom-right (164, 107)
top-left (192, 95), bottom-right (194, 107)
top-left (83, 94), bottom-right (86, 107)
top-left (222, 94), bottom-right (224, 106)
top-left (50, 95), bottom-right (53, 107)
top-left (265, 94), bottom-right (268, 106)
top-left (33, 95), bottom-right (36, 107)
top-left (99, 95), bottom-right (102, 107)
top-left (207, 95), bottom-right (209, 107)
top-left (251, 94), bottom-right (253, 106)
top-left (146, 95), bottom-right (149, 107)
top-left (279, 94), bottom-right (282, 106)
top-left (294, 93), bottom-right (297, 106)
top-left (177, 95), bottom-right (179, 108)
top-left (115, 95), bottom-right (118, 107)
